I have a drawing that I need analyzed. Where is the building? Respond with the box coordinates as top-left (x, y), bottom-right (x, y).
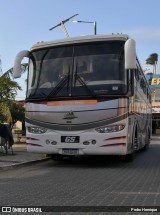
top-left (145, 73), bottom-right (160, 133)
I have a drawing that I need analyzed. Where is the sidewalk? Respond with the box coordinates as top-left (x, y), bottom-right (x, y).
top-left (0, 143), bottom-right (50, 170)
top-left (151, 134), bottom-right (160, 140)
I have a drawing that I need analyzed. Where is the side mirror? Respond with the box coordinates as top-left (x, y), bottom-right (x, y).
top-left (13, 50), bottom-right (29, 78)
top-left (125, 39), bottom-right (136, 70)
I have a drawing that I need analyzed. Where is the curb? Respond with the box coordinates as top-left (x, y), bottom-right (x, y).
top-left (0, 157), bottom-right (51, 170)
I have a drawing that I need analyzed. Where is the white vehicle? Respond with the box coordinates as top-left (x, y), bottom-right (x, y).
top-left (13, 34), bottom-right (152, 161)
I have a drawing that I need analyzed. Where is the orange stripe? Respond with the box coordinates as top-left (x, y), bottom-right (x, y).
top-left (119, 98), bottom-right (126, 115)
top-left (47, 100), bottom-right (97, 106)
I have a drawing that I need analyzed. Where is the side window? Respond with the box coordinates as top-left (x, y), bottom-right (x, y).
top-left (140, 78), bottom-right (144, 89)
top-left (140, 78), bottom-right (147, 94)
top-left (135, 69), bottom-right (140, 81)
top-left (143, 81), bottom-right (146, 94)
top-left (148, 92), bottom-right (152, 103)
top-left (146, 88), bottom-right (148, 99)
top-left (136, 59), bottom-right (150, 99)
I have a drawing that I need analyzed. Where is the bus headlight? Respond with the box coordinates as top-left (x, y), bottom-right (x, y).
top-left (28, 126), bottom-right (47, 134)
top-left (95, 124), bottom-right (125, 133)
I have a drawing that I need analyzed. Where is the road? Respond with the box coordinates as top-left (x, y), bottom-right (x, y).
top-left (0, 139), bottom-right (160, 214)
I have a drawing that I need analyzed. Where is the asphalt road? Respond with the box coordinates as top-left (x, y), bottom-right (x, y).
top-left (0, 139), bottom-right (160, 215)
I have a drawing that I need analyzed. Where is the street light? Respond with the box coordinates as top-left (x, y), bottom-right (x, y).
top-left (73, 20), bottom-right (97, 35)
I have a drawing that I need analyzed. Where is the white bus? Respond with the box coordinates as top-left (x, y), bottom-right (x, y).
top-left (13, 34), bottom-right (152, 161)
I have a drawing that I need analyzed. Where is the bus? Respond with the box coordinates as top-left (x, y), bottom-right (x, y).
top-left (13, 34), bottom-right (152, 161)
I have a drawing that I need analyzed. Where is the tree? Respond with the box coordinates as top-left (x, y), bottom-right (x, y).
top-left (146, 53), bottom-right (158, 74)
top-left (0, 76), bottom-right (21, 101)
top-left (7, 101), bottom-right (25, 128)
top-left (0, 76), bottom-right (22, 124)
top-left (0, 102), bottom-right (12, 123)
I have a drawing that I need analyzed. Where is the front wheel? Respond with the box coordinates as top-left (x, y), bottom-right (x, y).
top-left (141, 129), bottom-right (150, 152)
top-left (123, 129), bottom-right (137, 162)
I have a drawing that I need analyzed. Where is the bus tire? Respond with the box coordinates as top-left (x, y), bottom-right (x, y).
top-left (124, 127), bottom-right (137, 162)
top-left (141, 129), bottom-right (150, 152)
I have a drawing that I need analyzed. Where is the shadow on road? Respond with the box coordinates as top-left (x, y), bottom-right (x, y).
top-left (45, 142), bottom-right (160, 169)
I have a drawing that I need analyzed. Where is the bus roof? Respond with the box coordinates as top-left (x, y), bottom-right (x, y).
top-left (31, 34), bottom-right (129, 51)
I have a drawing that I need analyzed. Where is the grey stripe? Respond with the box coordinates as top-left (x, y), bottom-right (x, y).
top-left (26, 113), bottom-right (128, 131)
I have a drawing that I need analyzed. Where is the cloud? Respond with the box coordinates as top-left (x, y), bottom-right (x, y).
top-left (126, 27), bottom-right (160, 43)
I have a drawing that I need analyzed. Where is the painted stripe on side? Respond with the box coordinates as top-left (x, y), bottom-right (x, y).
top-left (26, 137), bottom-right (40, 141)
top-left (27, 143), bottom-right (43, 147)
top-left (104, 136), bottom-right (126, 141)
top-left (100, 143), bottom-right (126, 147)
top-left (26, 107), bottom-right (122, 113)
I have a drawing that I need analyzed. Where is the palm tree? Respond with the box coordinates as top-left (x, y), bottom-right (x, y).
top-left (146, 53), bottom-right (158, 74)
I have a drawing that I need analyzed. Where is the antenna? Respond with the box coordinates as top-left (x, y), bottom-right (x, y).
top-left (49, 14), bottom-right (79, 38)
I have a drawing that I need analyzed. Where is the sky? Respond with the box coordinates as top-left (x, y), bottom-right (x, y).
top-left (0, 0), bottom-right (160, 100)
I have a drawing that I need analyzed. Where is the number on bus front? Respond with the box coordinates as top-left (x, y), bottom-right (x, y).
top-left (65, 137), bottom-right (76, 143)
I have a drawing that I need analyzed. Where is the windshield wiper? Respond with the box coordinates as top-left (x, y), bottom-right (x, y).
top-left (74, 64), bottom-right (97, 98)
top-left (45, 64), bottom-right (96, 99)
top-left (45, 76), bottom-right (68, 100)
top-left (45, 66), bottom-right (71, 99)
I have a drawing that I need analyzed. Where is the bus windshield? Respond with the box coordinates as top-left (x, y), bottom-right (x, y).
top-left (27, 41), bottom-right (127, 100)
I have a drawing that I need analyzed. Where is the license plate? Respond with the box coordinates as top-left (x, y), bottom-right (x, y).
top-left (62, 149), bottom-right (79, 155)
top-left (61, 136), bottom-right (80, 143)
